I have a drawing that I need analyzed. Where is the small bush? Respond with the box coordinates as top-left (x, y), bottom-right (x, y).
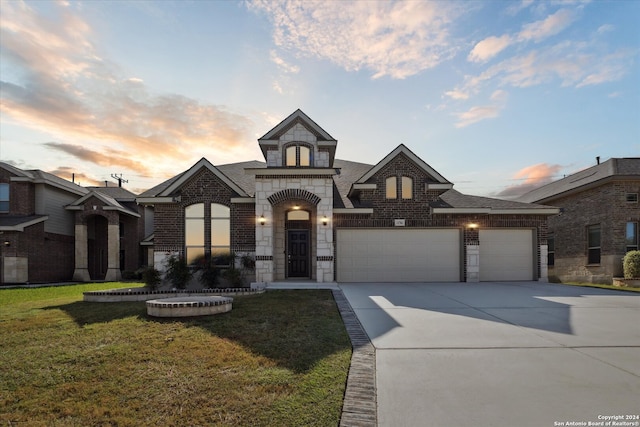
top-left (164, 255), bottom-right (192, 289)
top-left (223, 266), bottom-right (244, 287)
top-left (199, 259), bottom-right (220, 288)
top-left (623, 250), bottom-right (640, 279)
top-left (142, 267), bottom-right (161, 290)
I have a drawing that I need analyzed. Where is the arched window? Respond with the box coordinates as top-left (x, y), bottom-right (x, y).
top-left (285, 144), bottom-right (313, 167)
top-left (184, 203), bottom-right (231, 265)
top-left (211, 203), bottom-right (230, 263)
top-left (386, 176), bottom-right (397, 199)
top-left (402, 176), bottom-right (413, 199)
top-left (185, 203), bottom-right (205, 264)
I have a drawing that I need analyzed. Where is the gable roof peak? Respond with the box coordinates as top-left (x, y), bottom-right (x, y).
top-left (356, 144), bottom-right (452, 185)
top-left (157, 157), bottom-right (248, 198)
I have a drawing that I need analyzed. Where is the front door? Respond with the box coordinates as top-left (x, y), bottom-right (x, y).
top-left (287, 230), bottom-right (309, 278)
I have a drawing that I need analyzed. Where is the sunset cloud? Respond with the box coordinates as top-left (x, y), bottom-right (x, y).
top-left (496, 163), bottom-right (562, 198)
top-left (248, 0), bottom-right (461, 79)
top-left (0, 1), bottom-right (254, 183)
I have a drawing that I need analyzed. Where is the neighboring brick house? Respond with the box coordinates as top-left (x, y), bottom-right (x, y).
top-left (138, 109), bottom-right (558, 284)
top-left (0, 162), bottom-right (148, 284)
top-left (518, 158), bottom-right (640, 284)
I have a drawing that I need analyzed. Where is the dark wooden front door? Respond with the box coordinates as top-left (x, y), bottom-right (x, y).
top-left (287, 230), bottom-right (309, 278)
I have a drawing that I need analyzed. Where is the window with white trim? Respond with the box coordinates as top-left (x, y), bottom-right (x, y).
top-left (626, 193), bottom-right (638, 203)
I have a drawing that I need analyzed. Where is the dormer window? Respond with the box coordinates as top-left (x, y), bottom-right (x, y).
top-left (285, 144), bottom-right (312, 167)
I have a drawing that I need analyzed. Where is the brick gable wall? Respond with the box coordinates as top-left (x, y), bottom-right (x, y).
top-left (153, 168), bottom-right (255, 254)
top-left (356, 153), bottom-right (447, 219)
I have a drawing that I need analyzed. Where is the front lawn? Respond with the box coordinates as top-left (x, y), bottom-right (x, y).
top-left (0, 283), bottom-right (351, 426)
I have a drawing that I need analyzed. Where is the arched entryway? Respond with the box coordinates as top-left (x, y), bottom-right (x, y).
top-left (87, 215), bottom-right (108, 280)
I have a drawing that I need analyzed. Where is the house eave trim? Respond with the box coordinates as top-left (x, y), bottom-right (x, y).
top-left (432, 207), bottom-right (560, 215)
top-left (0, 216), bottom-right (48, 231)
top-left (136, 197), bottom-right (175, 204)
top-left (245, 168), bottom-right (339, 176)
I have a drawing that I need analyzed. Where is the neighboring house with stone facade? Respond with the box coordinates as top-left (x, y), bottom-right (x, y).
top-left (0, 162), bottom-right (148, 284)
top-left (138, 109), bottom-right (558, 284)
top-left (518, 157), bottom-right (640, 284)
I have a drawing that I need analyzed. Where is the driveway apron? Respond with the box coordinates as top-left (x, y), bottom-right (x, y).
top-left (339, 282), bottom-right (640, 427)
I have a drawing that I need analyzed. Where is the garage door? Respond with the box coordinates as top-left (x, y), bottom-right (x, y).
top-left (337, 228), bottom-right (461, 282)
top-left (479, 229), bottom-right (534, 281)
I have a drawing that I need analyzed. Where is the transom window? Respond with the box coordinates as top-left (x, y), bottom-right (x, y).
top-left (285, 144), bottom-right (312, 167)
top-left (0, 183), bottom-right (8, 213)
top-left (385, 175), bottom-right (414, 200)
top-left (185, 203), bottom-right (230, 265)
top-left (287, 210), bottom-right (310, 221)
top-left (587, 224), bottom-right (601, 264)
top-left (626, 222), bottom-right (638, 252)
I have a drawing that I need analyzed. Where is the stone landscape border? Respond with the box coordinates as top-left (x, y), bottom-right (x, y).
top-left (332, 289), bottom-right (378, 427)
top-left (83, 287), bottom-right (263, 302)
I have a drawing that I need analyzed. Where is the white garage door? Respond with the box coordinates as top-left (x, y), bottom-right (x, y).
top-left (337, 228), bottom-right (461, 282)
top-left (479, 229), bottom-right (534, 281)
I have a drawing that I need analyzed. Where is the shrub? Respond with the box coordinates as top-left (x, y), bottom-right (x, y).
top-left (142, 267), bottom-right (161, 290)
top-left (223, 266), bottom-right (244, 287)
top-left (164, 255), bottom-right (192, 289)
top-left (198, 259), bottom-right (220, 288)
top-left (623, 250), bottom-right (640, 279)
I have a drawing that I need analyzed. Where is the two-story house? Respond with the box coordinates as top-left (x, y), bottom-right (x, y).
top-left (0, 162), bottom-right (148, 284)
top-left (138, 109), bottom-right (558, 285)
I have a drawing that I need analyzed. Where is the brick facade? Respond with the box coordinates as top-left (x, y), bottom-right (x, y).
top-left (547, 180), bottom-right (640, 283)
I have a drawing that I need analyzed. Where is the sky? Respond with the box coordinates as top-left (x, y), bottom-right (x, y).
top-left (1, 0), bottom-right (638, 198)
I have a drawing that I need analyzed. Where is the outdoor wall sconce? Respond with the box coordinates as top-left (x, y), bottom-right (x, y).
top-left (322, 216), bottom-right (329, 226)
top-left (259, 215), bottom-right (266, 226)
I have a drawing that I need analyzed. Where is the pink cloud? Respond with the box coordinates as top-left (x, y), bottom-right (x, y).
top-left (496, 163), bottom-right (562, 198)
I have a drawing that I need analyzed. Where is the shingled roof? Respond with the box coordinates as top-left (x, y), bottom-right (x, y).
top-left (517, 158), bottom-right (640, 204)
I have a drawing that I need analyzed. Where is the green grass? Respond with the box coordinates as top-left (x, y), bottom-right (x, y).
top-left (0, 283), bottom-right (351, 426)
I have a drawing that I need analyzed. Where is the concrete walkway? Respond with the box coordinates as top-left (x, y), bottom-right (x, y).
top-left (340, 282), bottom-right (640, 427)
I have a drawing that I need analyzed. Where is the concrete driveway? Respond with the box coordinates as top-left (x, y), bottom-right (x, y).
top-left (339, 282), bottom-right (640, 427)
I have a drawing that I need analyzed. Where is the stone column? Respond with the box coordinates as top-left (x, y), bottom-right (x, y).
top-left (104, 223), bottom-right (121, 281)
top-left (255, 205), bottom-right (274, 283)
top-left (539, 244), bottom-right (548, 282)
top-left (72, 224), bottom-right (91, 281)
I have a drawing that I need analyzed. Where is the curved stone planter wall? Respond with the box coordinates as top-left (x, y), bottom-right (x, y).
top-left (146, 296), bottom-right (233, 317)
top-left (83, 287), bottom-right (263, 302)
